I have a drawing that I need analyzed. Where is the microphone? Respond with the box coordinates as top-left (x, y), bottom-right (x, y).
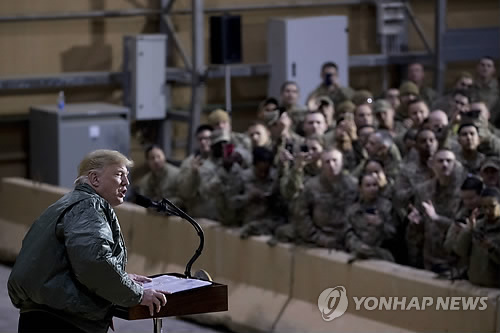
top-left (135, 194), bottom-right (158, 209)
top-left (133, 194), bottom-right (205, 278)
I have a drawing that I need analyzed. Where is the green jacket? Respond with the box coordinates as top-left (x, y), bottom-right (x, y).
top-left (8, 183), bottom-right (143, 333)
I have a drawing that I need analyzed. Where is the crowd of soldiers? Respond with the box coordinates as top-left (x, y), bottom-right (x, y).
top-left (132, 57), bottom-right (500, 289)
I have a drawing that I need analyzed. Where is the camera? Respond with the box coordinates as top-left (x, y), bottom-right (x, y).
top-left (300, 144), bottom-right (309, 153)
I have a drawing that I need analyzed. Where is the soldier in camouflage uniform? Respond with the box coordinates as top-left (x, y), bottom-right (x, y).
top-left (456, 123), bottom-right (485, 175)
top-left (208, 109), bottom-right (252, 167)
top-left (290, 149), bottom-right (357, 249)
top-left (306, 61), bottom-right (354, 108)
top-left (480, 158), bottom-right (500, 190)
top-left (345, 173), bottom-right (396, 262)
top-left (406, 63), bottom-right (437, 107)
top-left (396, 81), bottom-right (419, 123)
top-left (176, 129), bottom-right (243, 224)
top-left (473, 57), bottom-right (499, 111)
top-left (394, 128), bottom-right (438, 216)
top-left (445, 187), bottom-right (500, 288)
top-left (179, 124), bottom-right (213, 176)
top-left (280, 81), bottom-right (308, 135)
top-left (135, 145), bottom-right (180, 204)
top-left (229, 147), bottom-right (285, 238)
top-left (406, 149), bottom-right (467, 272)
top-left (444, 176), bottom-right (484, 279)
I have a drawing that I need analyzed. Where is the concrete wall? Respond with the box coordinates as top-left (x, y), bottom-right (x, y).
top-left (1, 177), bottom-right (499, 332)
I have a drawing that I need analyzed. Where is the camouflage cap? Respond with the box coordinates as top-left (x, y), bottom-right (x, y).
top-left (480, 157), bottom-right (500, 172)
top-left (336, 100), bottom-right (356, 115)
top-left (210, 128), bottom-right (231, 145)
top-left (373, 99), bottom-right (393, 113)
top-left (262, 110), bottom-right (280, 126)
top-left (400, 81), bottom-right (420, 96)
top-left (317, 95), bottom-right (334, 106)
top-left (352, 89), bottom-right (373, 106)
top-left (208, 109), bottom-right (230, 126)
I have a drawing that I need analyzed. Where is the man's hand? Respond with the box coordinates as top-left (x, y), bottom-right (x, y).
top-left (191, 155), bottom-right (203, 171)
top-left (408, 204), bottom-right (422, 225)
top-left (141, 289), bottom-right (169, 316)
top-left (422, 200), bottom-right (439, 221)
top-left (466, 208), bottom-right (479, 229)
top-left (128, 273), bottom-right (152, 285)
top-left (294, 152), bottom-right (312, 169)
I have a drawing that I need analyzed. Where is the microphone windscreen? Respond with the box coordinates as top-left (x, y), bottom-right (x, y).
top-left (135, 194), bottom-right (154, 208)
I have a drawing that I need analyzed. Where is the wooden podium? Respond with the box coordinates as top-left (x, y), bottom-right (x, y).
top-left (114, 273), bottom-right (228, 333)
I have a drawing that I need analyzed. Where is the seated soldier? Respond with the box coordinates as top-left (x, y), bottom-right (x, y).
top-left (231, 147), bottom-right (285, 239)
top-left (332, 124), bottom-right (360, 173)
top-left (176, 129), bottom-right (243, 223)
top-left (406, 149), bottom-right (466, 272)
top-left (280, 136), bottom-right (324, 202)
top-left (291, 149), bottom-right (357, 249)
top-left (446, 187), bottom-right (500, 288)
top-left (444, 176), bottom-right (484, 279)
top-left (363, 159), bottom-right (393, 200)
top-left (359, 130), bottom-right (402, 180)
top-left (456, 122), bottom-right (485, 175)
top-left (179, 124), bottom-right (213, 170)
top-left (134, 145), bottom-right (180, 204)
top-left (208, 108), bottom-right (252, 167)
top-left (345, 173), bottom-right (396, 262)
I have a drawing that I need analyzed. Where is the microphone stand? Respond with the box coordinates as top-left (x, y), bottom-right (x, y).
top-left (154, 197), bottom-right (204, 279)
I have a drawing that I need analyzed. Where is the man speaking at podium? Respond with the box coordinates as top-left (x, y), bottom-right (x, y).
top-left (8, 149), bottom-right (168, 333)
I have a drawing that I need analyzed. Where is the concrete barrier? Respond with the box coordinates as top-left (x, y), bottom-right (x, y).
top-left (1, 177), bottom-right (499, 332)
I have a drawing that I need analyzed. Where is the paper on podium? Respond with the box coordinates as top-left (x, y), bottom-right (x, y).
top-left (143, 275), bottom-right (212, 294)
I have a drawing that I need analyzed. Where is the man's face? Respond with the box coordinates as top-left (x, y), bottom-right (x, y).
top-left (452, 94), bottom-right (469, 115)
top-left (456, 77), bottom-right (473, 91)
top-left (321, 66), bottom-right (339, 85)
top-left (281, 84), bottom-right (299, 106)
top-left (477, 58), bottom-right (496, 80)
top-left (214, 120), bottom-right (230, 131)
top-left (400, 93), bottom-right (417, 106)
top-left (416, 130), bottom-right (438, 158)
top-left (376, 108), bottom-right (394, 129)
top-left (94, 163), bottom-right (129, 207)
top-left (458, 126), bottom-right (480, 151)
top-left (481, 167), bottom-right (500, 187)
top-left (322, 150), bottom-right (343, 178)
top-left (408, 102), bottom-right (429, 127)
top-left (364, 133), bottom-right (381, 158)
top-left (460, 189), bottom-right (480, 211)
top-left (385, 88), bottom-right (400, 109)
top-left (147, 147), bottom-right (166, 173)
top-left (306, 139), bottom-right (324, 162)
top-left (354, 104), bottom-right (374, 127)
top-left (432, 150), bottom-right (456, 178)
top-left (248, 124), bottom-right (270, 147)
top-left (480, 197), bottom-right (500, 221)
top-left (408, 63), bottom-right (425, 84)
top-left (360, 174), bottom-right (379, 201)
top-left (304, 113), bottom-right (327, 137)
top-left (197, 130), bottom-right (212, 154)
top-left (428, 111), bottom-right (448, 135)
top-left (358, 127), bottom-right (375, 147)
top-left (264, 103), bottom-right (278, 113)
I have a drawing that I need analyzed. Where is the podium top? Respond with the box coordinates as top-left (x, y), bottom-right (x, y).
top-left (113, 273), bottom-right (228, 320)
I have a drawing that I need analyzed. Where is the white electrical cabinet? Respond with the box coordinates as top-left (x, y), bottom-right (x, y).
top-left (125, 34), bottom-right (167, 120)
top-left (267, 16), bottom-right (349, 106)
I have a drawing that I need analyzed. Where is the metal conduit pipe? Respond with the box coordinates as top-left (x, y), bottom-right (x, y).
top-left (0, 0), bottom-right (371, 23)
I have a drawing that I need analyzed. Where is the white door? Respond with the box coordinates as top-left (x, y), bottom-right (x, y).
top-left (268, 16), bottom-right (349, 106)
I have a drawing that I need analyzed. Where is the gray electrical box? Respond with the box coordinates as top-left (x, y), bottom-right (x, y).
top-left (124, 34), bottom-right (167, 120)
top-left (30, 103), bottom-right (130, 189)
